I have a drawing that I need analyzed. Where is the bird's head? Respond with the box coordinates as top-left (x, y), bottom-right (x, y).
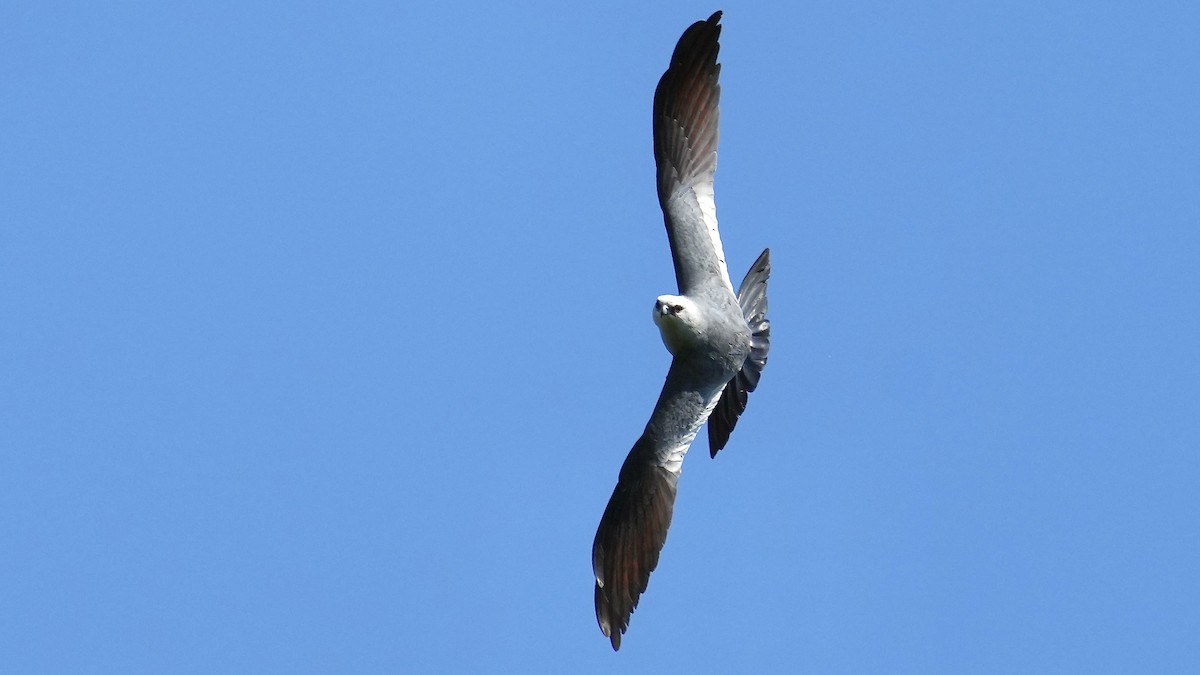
top-left (653, 294), bottom-right (704, 355)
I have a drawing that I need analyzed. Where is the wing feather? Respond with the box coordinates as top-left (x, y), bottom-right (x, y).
top-left (653, 11), bottom-right (731, 295)
top-left (593, 358), bottom-right (727, 650)
top-left (592, 448), bottom-right (677, 651)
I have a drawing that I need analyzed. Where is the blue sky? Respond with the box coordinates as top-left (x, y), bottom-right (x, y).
top-left (3, 1), bottom-right (1198, 672)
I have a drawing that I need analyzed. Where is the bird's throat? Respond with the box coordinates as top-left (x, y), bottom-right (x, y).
top-left (655, 312), bottom-right (696, 356)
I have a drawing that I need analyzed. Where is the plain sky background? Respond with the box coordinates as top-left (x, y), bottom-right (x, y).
top-left (3, 1), bottom-right (1198, 672)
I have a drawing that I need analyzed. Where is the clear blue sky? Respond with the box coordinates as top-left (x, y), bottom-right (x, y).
top-left (3, 1), bottom-right (1198, 672)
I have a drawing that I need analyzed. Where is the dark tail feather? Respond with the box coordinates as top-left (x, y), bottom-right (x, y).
top-left (708, 248), bottom-right (771, 458)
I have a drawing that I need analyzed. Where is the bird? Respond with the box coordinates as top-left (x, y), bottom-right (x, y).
top-left (591, 10), bottom-right (772, 651)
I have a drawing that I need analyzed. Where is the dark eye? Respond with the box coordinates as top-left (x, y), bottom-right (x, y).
top-left (672, 305), bottom-right (684, 313)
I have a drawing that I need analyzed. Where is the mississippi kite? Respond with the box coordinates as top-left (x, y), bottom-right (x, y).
top-left (591, 10), bottom-right (772, 650)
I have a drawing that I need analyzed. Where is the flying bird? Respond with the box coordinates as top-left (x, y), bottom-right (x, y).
top-left (591, 10), bottom-right (772, 651)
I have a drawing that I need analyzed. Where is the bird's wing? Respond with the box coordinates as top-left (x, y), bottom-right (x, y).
top-left (654, 11), bottom-right (733, 297)
top-left (708, 248), bottom-right (772, 457)
top-left (592, 359), bottom-right (725, 650)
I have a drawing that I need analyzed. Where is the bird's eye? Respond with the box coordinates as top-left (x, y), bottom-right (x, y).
top-left (672, 305), bottom-right (684, 313)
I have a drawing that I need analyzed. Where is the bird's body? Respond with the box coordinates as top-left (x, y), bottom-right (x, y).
top-left (591, 11), bottom-right (773, 650)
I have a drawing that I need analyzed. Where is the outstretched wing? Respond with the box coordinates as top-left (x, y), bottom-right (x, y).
top-left (708, 248), bottom-right (772, 457)
top-left (592, 360), bottom-right (726, 650)
top-left (654, 11), bottom-right (732, 296)
top-left (591, 442), bottom-right (678, 652)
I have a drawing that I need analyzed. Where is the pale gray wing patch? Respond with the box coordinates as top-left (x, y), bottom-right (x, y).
top-left (708, 248), bottom-right (771, 458)
top-left (653, 11), bottom-right (732, 295)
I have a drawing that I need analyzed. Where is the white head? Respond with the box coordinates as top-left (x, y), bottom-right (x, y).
top-left (653, 294), bottom-right (705, 355)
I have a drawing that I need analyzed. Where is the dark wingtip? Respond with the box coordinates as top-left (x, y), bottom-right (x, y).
top-left (596, 583), bottom-right (623, 650)
top-left (666, 10), bottom-right (723, 67)
top-left (592, 453), bottom-right (679, 652)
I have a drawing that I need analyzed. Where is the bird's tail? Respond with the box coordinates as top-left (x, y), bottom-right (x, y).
top-left (708, 248), bottom-right (771, 457)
